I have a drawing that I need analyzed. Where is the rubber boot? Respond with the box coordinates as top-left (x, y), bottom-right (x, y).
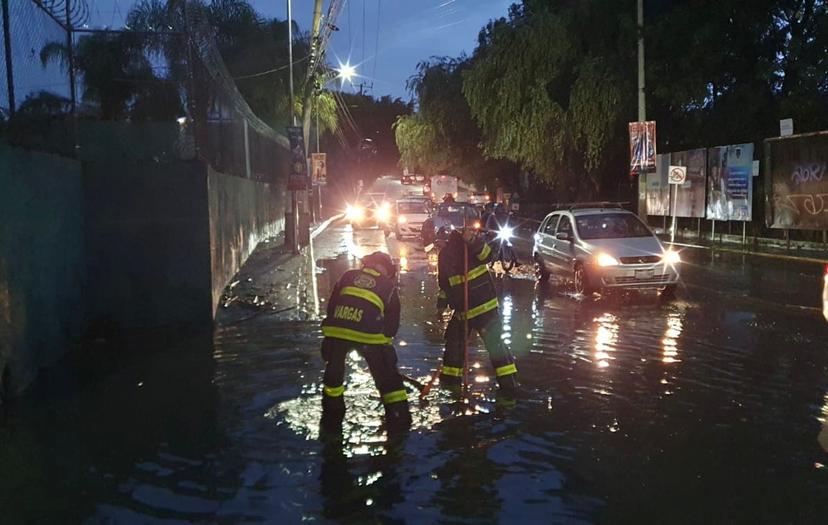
top-left (383, 401), bottom-right (412, 434)
top-left (497, 373), bottom-right (528, 398)
top-left (320, 395), bottom-right (346, 435)
top-left (438, 373), bottom-right (462, 393)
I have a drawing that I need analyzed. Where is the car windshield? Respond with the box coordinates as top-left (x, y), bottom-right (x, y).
top-left (436, 204), bottom-right (477, 224)
top-left (398, 202), bottom-right (428, 214)
top-left (575, 213), bottom-right (652, 239)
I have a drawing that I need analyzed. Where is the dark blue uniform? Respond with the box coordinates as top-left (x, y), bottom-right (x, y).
top-left (321, 265), bottom-right (409, 431)
top-left (437, 231), bottom-right (519, 390)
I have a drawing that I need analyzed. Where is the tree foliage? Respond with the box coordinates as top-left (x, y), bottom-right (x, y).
top-left (398, 0), bottom-right (827, 202)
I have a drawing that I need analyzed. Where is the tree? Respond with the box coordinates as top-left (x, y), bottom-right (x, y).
top-left (463, 0), bottom-right (636, 200)
top-left (40, 32), bottom-right (172, 120)
top-left (395, 56), bottom-right (520, 191)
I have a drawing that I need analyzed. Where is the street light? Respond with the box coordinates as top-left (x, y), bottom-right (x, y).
top-left (336, 62), bottom-right (357, 83)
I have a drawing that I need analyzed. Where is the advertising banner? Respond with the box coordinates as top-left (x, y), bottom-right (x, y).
top-left (646, 153), bottom-right (670, 216)
top-left (670, 148), bottom-right (706, 218)
top-left (629, 121), bottom-right (657, 174)
top-left (765, 132), bottom-right (828, 230)
top-left (287, 126), bottom-right (309, 190)
top-left (311, 152), bottom-right (327, 184)
top-left (706, 143), bottom-right (754, 221)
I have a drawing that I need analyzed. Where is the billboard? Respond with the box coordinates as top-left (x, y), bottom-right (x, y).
top-left (629, 121), bottom-right (657, 174)
top-left (706, 143), bottom-right (754, 221)
top-left (670, 148), bottom-right (706, 218)
top-left (765, 132), bottom-right (828, 230)
top-left (646, 154), bottom-right (670, 216)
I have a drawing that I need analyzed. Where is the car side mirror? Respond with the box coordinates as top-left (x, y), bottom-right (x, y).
top-left (555, 232), bottom-right (572, 242)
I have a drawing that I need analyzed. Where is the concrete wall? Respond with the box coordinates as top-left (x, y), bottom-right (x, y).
top-left (0, 144), bottom-right (85, 399)
top-left (1, 120), bottom-right (287, 398)
top-left (82, 160), bottom-right (214, 333)
top-left (207, 166), bottom-right (286, 313)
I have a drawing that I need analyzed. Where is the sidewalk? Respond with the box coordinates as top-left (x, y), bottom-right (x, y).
top-left (215, 216), bottom-right (342, 326)
top-left (656, 229), bottom-right (828, 266)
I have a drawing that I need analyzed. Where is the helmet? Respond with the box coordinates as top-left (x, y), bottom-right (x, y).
top-left (362, 251), bottom-right (396, 279)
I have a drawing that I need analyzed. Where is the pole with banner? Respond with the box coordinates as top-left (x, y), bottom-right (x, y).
top-left (287, 126), bottom-right (309, 250)
top-left (629, 121), bottom-right (657, 219)
top-left (668, 165), bottom-right (687, 244)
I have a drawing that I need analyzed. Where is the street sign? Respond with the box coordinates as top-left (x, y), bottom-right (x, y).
top-left (668, 165), bottom-right (687, 185)
top-left (311, 152), bottom-right (327, 184)
top-left (780, 118), bottom-right (794, 137)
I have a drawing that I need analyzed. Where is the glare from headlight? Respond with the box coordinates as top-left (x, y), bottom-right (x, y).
top-left (496, 226), bottom-right (514, 241)
top-left (375, 206), bottom-right (391, 222)
top-left (596, 253), bottom-right (620, 267)
top-left (398, 215), bottom-right (407, 224)
top-left (346, 204), bottom-right (364, 221)
top-left (663, 249), bottom-right (681, 264)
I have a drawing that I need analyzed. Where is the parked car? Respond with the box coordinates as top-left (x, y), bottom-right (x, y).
top-left (401, 173), bottom-right (414, 185)
top-left (395, 198), bottom-right (431, 240)
top-left (346, 193), bottom-right (393, 234)
top-left (421, 202), bottom-right (481, 247)
top-left (413, 174), bottom-right (426, 183)
top-left (533, 206), bottom-right (680, 296)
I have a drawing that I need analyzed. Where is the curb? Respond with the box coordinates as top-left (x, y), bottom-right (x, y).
top-left (666, 240), bottom-right (828, 266)
top-left (311, 214), bottom-right (343, 240)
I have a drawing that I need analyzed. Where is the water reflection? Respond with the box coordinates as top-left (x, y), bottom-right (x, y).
top-left (662, 311), bottom-right (683, 364)
top-left (593, 313), bottom-right (618, 369)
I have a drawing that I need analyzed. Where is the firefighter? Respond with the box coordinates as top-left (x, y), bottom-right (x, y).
top-left (320, 251), bottom-right (412, 432)
top-left (436, 228), bottom-right (520, 392)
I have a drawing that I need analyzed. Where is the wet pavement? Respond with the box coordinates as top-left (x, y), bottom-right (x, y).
top-left (2, 179), bottom-right (828, 523)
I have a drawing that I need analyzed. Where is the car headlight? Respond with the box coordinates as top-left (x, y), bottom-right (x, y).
top-left (663, 249), bottom-right (681, 264)
top-left (596, 253), bottom-right (620, 267)
top-left (375, 206), bottom-right (391, 222)
top-left (398, 215), bottom-right (407, 224)
top-left (473, 221), bottom-right (481, 229)
top-left (496, 226), bottom-right (514, 242)
top-left (346, 205), bottom-right (364, 222)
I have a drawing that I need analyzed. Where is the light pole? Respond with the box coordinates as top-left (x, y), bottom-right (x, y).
top-left (636, 0), bottom-right (647, 219)
top-left (286, 0), bottom-right (300, 252)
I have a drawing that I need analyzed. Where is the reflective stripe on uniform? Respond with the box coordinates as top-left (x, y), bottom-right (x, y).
top-left (442, 366), bottom-right (463, 377)
top-left (382, 389), bottom-right (408, 405)
top-left (448, 264), bottom-right (490, 287)
top-left (322, 326), bottom-right (393, 345)
top-left (459, 297), bottom-right (499, 320)
top-left (495, 363), bottom-right (517, 377)
top-left (340, 286), bottom-right (385, 314)
top-left (323, 384), bottom-right (345, 397)
top-left (477, 243), bottom-right (491, 261)
top-left (363, 268), bottom-right (380, 276)
top-left (437, 290), bottom-right (447, 299)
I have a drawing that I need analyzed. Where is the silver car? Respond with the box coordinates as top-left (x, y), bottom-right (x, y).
top-left (533, 208), bottom-right (680, 295)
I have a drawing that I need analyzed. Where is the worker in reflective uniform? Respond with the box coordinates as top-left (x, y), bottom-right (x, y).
top-left (437, 228), bottom-right (520, 392)
top-left (320, 251), bottom-right (411, 432)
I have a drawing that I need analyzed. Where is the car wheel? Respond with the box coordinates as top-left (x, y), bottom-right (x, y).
top-left (660, 284), bottom-right (677, 300)
top-left (534, 255), bottom-right (550, 283)
top-left (573, 263), bottom-right (596, 295)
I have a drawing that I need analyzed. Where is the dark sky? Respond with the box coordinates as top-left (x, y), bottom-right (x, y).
top-left (84, 0), bottom-right (515, 100)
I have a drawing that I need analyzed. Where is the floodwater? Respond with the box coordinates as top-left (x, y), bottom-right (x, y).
top-left (3, 196), bottom-right (828, 522)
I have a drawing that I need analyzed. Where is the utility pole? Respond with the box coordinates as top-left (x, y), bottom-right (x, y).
top-left (2, 0), bottom-right (16, 115)
top-left (286, 0), bottom-right (299, 253)
top-left (636, 0), bottom-right (647, 218)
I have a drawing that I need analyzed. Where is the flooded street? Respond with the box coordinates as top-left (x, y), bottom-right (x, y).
top-left (3, 182), bottom-right (828, 522)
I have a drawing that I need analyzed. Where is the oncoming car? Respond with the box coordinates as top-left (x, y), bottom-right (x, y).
top-left (421, 202), bottom-right (481, 247)
top-left (395, 198), bottom-right (431, 240)
top-left (533, 206), bottom-right (680, 296)
top-left (345, 193), bottom-right (393, 234)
